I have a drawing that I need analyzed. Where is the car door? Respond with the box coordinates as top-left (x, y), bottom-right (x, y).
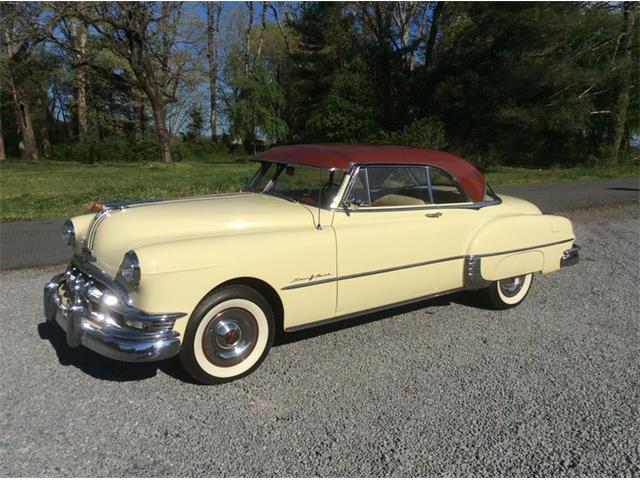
top-left (332, 165), bottom-right (481, 316)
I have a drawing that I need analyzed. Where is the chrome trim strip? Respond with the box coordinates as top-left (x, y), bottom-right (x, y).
top-left (474, 238), bottom-right (574, 258)
top-left (463, 256), bottom-right (491, 290)
top-left (285, 287), bottom-right (463, 332)
top-left (281, 255), bottom-right (464, 290)
top-left (282, 239), bottom-right (574, 291)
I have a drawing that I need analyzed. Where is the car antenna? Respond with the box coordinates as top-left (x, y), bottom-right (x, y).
top-left (317, 146), bottom-right (323, 230)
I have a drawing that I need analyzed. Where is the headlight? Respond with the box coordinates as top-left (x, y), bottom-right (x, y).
top-left (62, 219), bottom-right (75, 246)
top-left (118, 250), bottom-right (141, 287)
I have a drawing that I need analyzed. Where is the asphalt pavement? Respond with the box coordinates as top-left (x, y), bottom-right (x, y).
top-left (0, 176), bottom-right (638, 270)
top-left (0, 201), bottom-right (639, 476)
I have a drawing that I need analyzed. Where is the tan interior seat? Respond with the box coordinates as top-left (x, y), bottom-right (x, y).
top-left (372, 194), bottom-right (427, 207)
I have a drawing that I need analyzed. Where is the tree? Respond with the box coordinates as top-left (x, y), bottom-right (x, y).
top-left (69, 14), bottom-right (88, 141)
top-left (0, 2), bottom-right (42, 160)
top-left (428, 2), bottom-right (631, 166)
top-left (230, 64), bottom-right (288, 153)
top-left (206, 2), bottom-right (223, 140)
top-left (0, 95), bottom-right (5, 161)
top-left (64, 2), bottom-right (193, 162)
top-left (610, 2), bottom-right (639, 163)
top-left (307, 57), bottom-right (377, 142)
top-left (185, 106), bottom-right (204, 140)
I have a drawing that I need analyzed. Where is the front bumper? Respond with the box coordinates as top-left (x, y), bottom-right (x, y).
top-left (561, 243), bottom-right (581, 267)
top-left (43, 262), bottom-right (185, 362)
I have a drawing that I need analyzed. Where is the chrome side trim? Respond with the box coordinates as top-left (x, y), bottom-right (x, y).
top-left (463, 256), bottom-right (491, 290)
top-left (281, 255), bottom-right (465, 290)
top-left (282, 238), bottom-right (575, 291)
top-left (285, 287), bottom-right (463, 332)
top-left (474, 238), bottom-right (574, 258)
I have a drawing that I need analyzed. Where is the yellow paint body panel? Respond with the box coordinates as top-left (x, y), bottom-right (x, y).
top-left (68, 190), bottom-right (576, 337)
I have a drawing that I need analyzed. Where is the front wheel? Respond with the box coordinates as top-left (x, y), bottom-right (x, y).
top-left (179, 285), bottom-right (275, 384)
top-left (480, 273), bottom-right (533, 310)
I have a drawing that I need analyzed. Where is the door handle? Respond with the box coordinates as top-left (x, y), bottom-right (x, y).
top-left (425, 212), bottom-right (442, 218)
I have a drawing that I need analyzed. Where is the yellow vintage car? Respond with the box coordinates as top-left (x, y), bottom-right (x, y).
top-left (44, 144), bottom-right (580, 384)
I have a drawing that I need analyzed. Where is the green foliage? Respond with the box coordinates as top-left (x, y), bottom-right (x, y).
top-left (49, 136), bottom-right (160, 163)
top-left (171, 140), bottom-right (241, 163)
top-left (230, 65), bottom-right (288, 151)
top-left (429, 2), bottom-right (637, 166)
top-left (307, 57), bottom-right (378, 142)
top-left (185, 107), bottom-right (205, 141)
top-left (373, 117), bottom-right (447, 150)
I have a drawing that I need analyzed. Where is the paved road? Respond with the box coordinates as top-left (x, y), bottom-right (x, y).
top-left (0, 176), bottom-right (638, 270)
top-left (0, 204), bottom-right (638, 476)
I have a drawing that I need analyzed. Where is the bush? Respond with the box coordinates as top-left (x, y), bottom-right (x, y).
top-left (48, 137), bottom-right (241, 164)
top-left (49, 136), bottom-right (160, 163)
top-left (170, 140), bottom-right (237, 163)
top-left (373, 117), bottom-right (447, 150)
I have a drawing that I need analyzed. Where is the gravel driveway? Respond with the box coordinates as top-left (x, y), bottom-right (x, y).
top-left (1, 203), bottom-right (638, 476)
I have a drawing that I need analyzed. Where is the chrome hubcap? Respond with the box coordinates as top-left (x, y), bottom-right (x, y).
top-left (499, 275), bottom-right (526, 297)
top-left (203, 308), bottom-right (258, 366)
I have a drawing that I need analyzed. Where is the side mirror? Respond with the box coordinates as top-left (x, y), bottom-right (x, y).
top-left (342, 197), bottom-right (363, 211)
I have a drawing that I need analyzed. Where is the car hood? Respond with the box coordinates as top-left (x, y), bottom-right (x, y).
top-left (83, 192), bottom-right (317, 275)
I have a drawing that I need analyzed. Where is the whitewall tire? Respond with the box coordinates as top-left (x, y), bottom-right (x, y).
top-left (179, 285), bottom-right (275, 384)
top-left (482, 273), bottom-right (533, 309)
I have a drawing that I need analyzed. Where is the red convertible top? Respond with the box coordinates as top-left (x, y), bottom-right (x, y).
top-left (255, 144), bottom-right (487, 203)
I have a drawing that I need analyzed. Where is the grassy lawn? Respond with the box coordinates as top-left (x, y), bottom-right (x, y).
top-left (0, 159), bottom-right (637, 221)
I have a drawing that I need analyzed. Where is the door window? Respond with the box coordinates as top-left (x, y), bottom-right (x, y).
top-left (429, 168), bottom-right (469, 204)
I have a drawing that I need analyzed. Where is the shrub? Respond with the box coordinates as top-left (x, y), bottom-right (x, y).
top-left (373, 117), bottom-right (447, 150)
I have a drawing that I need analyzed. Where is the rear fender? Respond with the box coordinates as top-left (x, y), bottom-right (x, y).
top-left (467, 214), bottom-right (575, 282)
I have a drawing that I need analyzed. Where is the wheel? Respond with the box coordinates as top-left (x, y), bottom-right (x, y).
top-left (179, 285), bottom-right (275, 384)
top-left (480, 273), bottom-right (533, 310)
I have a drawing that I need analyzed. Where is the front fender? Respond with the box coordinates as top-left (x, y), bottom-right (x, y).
top-left (129, 227), bottom-right (337, 335)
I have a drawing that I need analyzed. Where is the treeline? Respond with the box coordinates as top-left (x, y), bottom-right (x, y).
top-left (0, 2), bottom-right (638, 168)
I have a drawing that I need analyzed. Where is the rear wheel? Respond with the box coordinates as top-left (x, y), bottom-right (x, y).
top-left (480, 273), bottom-right (533, 309)
top-left (179, 285), bottom-right (274, 384)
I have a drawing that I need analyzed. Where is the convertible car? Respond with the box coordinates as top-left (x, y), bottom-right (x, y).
top-left (44, 144), bottom-right (580, 384)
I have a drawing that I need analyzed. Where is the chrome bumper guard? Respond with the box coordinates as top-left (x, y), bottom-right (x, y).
top-left (43, 264), bottom-right (185, 362)
top-left (560, 244), bottom-right (580, 268)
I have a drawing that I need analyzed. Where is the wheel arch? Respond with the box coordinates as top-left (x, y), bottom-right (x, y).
top-left (214, 277), bottom-right (285, 332)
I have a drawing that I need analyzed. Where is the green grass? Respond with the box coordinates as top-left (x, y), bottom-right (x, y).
top-left (0, 159), bottom-right (637, 221)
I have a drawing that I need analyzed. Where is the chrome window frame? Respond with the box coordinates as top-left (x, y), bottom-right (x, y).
top-left (336, 163), bottom-right (502, 212)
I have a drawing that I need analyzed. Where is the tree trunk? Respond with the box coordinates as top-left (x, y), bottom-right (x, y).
top-left (150, 99), bottom-right (172, 163)
top-left (610, 2), bottom-right (638, 164)
top-left (207, 2), bottom-right (222, 141)
top-left (0, 110), bottom-right (6, 161)
top-left (244, 2), bottom-right (254, 76)
top-left (132, 87), bottom-right (145, 142)
top-left (425, 2), bottom-right (444, 70)
top-left (75, 19), bottom-right (88, 141)
top-left (4, 31), bottom-right (38, 160)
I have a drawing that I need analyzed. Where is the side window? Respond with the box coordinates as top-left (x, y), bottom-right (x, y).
top-left (429, 168), bottom-right (469, 204)
top-left (367, 166), bottom-right (429, 207)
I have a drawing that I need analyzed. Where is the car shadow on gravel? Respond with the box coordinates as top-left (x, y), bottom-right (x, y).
top-left (274, 290), bottom-right (484, 346)
top-left (36, 290), bottom-right (486, 383)
top-left (37, 320), bottom-right (165, 382)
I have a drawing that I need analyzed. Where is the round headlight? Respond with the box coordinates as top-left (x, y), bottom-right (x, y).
top-left (62, 219), bottom-right (75, 246)
top-left (119, 250), bottom-right (141, 287)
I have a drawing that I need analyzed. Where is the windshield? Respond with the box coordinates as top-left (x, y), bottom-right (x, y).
top-left (246, 161), bottom-right (346, 208)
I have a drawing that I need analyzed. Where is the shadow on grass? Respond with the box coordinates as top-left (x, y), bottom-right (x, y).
top-left (37, 290), bottom-right (486, 383)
